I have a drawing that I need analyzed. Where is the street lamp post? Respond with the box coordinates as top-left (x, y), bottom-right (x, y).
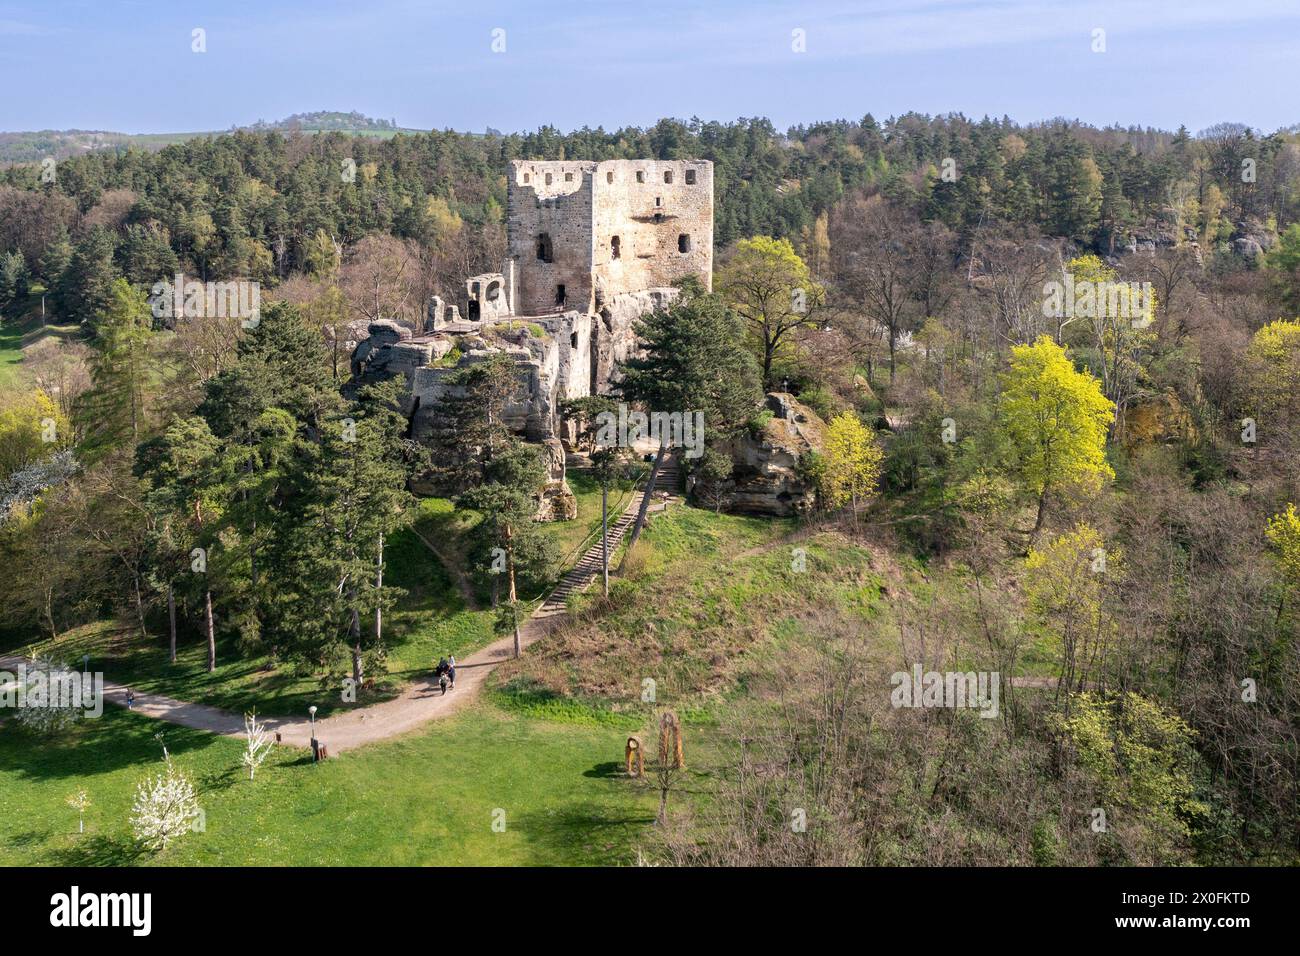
top-left (309, 705), bottom-right (318, 762)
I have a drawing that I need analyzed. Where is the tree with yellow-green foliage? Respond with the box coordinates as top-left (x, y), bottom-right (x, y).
top-left (818, 411), bottom-right (883, 520)
top-left (999, 336), bottom-right (1114, 535)
top-left (1060, 254), bottom-right (1156, 427)
top-left (1025, 523), bottom-right (1122, 698)
top-left (717, 236), bottom-right (824, 389)
top-left (1266, 504), bottom-right (1300, 618)
top-left (0, 388), bottom-right (71, 478)
top-left (1051, 692), bottom-right (1207, 865)
top-left (1246, 319), bottom-right (1300, 420)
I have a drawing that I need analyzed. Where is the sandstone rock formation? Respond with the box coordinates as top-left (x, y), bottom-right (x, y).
top-left (704, 393), bottom-right (825, 517)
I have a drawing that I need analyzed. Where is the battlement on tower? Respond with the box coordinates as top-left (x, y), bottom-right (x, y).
top-left (506, 159), bottom-right (713, 317)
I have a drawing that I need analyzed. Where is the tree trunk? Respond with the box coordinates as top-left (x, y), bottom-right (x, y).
top-left (617, 443), bottom-right (666, 573)
top-left (204, 589), bottom-right (216, 673)
top-left (375, 533), bottom-right (384, 641)
top-left (601, 484), bottom-right (609, 597)
top-left (133, 575), bottom-right (148, 639)
top-left (350, 598), bottom-right (363, 685)
top-left (45, 586), bottom-right (58, 641)
top-left (167, 584), bottom-right (177, 664)
top-left (506, 523), bottom-right (521, 658)
top-left (1033, 490), bottom-right (1048, 536)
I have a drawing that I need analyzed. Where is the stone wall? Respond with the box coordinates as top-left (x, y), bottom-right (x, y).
top-left (508, 162), bottom-right (597, 317)
top-left (507, 159), bottom-right (712, 317)
top-left (590, 160), bottom-right (713, 304)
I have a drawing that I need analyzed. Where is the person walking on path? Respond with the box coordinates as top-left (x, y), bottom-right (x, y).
top-left (126, 688), bottom-right (135, 709)
top-left (447, 655), bottom-right (457, 690)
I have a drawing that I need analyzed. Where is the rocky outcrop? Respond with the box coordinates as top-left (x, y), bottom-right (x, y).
top-left (1232, 218), bottom-right (1278, 261)
top-left (706, 392), bottom-right (825, 517)
top-left (535, 437), bottom-right (577, 521)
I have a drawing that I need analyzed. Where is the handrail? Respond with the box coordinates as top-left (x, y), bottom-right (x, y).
top-left (517, 463), bottom-right (651, 606)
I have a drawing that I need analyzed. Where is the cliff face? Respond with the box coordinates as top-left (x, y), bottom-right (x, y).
top-left (707, 393), bottom-right (826, 517)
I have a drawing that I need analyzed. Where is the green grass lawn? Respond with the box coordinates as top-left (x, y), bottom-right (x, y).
top-left (0, 701), bottom-right (663, 866)
top-left (0, 319), bottom-right (25, 391)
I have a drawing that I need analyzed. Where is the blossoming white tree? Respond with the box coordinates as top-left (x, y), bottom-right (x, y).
top-left (66, 789), bottom-right (90, 834)
top-left (130, 742), bottom-right (200, 852)
top-left (242, 710), bottom-right (273, 780)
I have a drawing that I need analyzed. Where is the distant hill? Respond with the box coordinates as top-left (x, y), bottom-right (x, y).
top-left (248, 111), bottom-right (402, 133)
top-left (0, 111), bottom-right (427, 164)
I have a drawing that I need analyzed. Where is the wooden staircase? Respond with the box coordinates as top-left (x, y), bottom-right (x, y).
top-left (533, 453), bottom-right (682, 620)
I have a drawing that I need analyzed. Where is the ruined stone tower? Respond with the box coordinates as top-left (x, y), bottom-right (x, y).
top-left (506, 159), bottom-right (714, 317)
top-left (353, 158), bottom-right (715, 490)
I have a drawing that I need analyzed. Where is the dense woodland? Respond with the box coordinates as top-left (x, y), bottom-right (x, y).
top-left (3, 114), bottom-right (1300, 865)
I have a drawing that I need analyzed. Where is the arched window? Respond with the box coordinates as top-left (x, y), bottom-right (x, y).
top-left (536, 233), bottom-right (553, 263)
top-left (611, 236), bottom-right (621, 259)
top-left (678, 234), bottom-right (692, 254)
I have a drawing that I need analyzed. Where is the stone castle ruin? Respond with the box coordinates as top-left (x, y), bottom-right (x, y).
top-left (351, 159), bottom-right (715, 517)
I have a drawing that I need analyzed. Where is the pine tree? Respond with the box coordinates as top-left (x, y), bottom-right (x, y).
top-left (134, 416), bottom-right (226, 671)
top-left (81, 278), bottom-right (154, 451)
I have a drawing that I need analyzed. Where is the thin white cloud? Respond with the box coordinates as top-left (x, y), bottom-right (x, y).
top-left (525, 0), bottom-right (1300, 65)
top-left (0, 17), bottom-right (43, 35)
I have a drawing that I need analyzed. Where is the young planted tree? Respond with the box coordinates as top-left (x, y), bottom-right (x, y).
top-left (66, 790), bottom-right (90, 835)
top-left (130, 749), bottom-right (201, 853)
top-left (242, 710), bottom-right (274, 780)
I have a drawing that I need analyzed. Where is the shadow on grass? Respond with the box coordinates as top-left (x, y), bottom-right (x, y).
top-left (47, 834), bottom-right (149, 867)
top-left (515, 805), bottom-right (657, 866)
top-left (3, 709), bottom-right (227, 781)
top-left (5, 827), bottom-right (52, 848)
top-left (583, 761), bottom-right (626, 779)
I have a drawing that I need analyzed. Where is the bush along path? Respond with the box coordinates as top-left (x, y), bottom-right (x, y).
top-left (0, 457), bottom-right (684, 754)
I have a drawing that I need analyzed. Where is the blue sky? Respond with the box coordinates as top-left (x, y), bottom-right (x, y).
top-left (1, 0), bottom-right (1297, 135)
